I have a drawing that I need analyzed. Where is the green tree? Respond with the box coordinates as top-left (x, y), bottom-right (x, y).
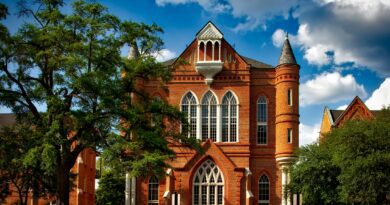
top-left (0, 124), bottom-right (55, 205)
top-left (95, 170), bottom-right (125, 205)
top-left (328, 110), bottom-right (390, 204)
top-left (0, 1), bottom-right (199, 204)
top-left (289, 108), bottom-right (390, 205)
top-left (287, 143), bottom-right (342, 205)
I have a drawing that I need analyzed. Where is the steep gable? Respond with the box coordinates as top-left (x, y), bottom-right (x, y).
top-left (334, 96), bottom-right (374, 127)
top-left (319, 107), bottom-right (333, 139)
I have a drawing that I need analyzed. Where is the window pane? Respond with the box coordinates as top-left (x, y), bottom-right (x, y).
top-left (259, 175), bottom-right (270, 205)
top-left (181, 92), bottom-right (197, 138)
top-left (194, 185), bottom-right (199, 205)
top-left (287, 128), bottom-right (292, 143)
top-left (222, 104), bottom-right (229, 142)
top-left (217, 185), bottom-right (223, 204)
top-left (257, 125), bottom-right (267, 144)
top-left (193, 160), bottom-right (224, 205)
top-left (222, 91), bottom-right (238, 142)
top-left (148, 176), bottom-right (159, 204)
top-left (210, 185), bottom-right (215, 204)
top-left (201, 186), bottom-right (207, 205)
top-left (201, 91), bottom-right (217, 141)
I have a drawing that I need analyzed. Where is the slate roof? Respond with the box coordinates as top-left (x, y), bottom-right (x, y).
top-left (329, 109), bottom-right (380, 122)
top-left (278, 37), bottom-right (297, 65)
top-left (162, 56), bottom-right (273, 69)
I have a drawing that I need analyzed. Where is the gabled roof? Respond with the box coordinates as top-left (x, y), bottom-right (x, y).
top-left (163, 21), bottom-right (273, 69)
top-left (241, 56), bottom-right (273, 69)
top-left (195, 21), bottom-right (224, 39)
top-left (325, 96), bottom-right (379, 127)
top-left (329, 110), bottom-right (344, 123)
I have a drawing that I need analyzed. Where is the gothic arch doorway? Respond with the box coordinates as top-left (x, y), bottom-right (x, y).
top-left (193, 159), bottom-right (224, 205)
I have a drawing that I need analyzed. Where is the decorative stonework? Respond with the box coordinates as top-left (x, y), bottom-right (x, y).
top-left (195, 61), bottom-right (223, 84)
top-left (196, 22), bottom-right (223, 40)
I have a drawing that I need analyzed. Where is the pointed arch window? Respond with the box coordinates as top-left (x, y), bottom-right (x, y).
top-left (257, 96), bottom-right (268, 144)
top-left (148, 176), bottom-right (159, 205)
top-left (202, 91), bottom-right (217, 141)
top-left (181, 92), bottom-right (198, 138)
top-left (258, 175), bottom-right (270, 205)
top-left (193, 160), bottom-right (224, 205)
top-left (222, 91), bottom-right (238, 142)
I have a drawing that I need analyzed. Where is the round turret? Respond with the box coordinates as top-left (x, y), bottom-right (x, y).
top-left (275, 36), bottom-right (300, 165)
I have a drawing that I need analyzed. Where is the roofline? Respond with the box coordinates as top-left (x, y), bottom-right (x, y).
top-left (275, 63), bottom-right (300, 69)
top-left (324, 106), bottom-right (335, 125)
top-left (333, 96), bottom-right (373, 125)
top-left (195, 21), bottom-right (224, 36)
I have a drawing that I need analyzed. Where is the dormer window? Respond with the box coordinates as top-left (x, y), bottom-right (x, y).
top-left (197, 40), bottom-right (221, 62)
top-left (195, 22), bottom-right (224, 84)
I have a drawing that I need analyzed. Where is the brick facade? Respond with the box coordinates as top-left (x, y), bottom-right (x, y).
top-left (132, 22), bottom-right (300, 205)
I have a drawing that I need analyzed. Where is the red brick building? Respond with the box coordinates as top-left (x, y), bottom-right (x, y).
top-left (126, 22), bottom-right (300, 205)
top-left (319, 96), bottom-right (379, 139)
top-left (0, 114), bottom-right (96, 205)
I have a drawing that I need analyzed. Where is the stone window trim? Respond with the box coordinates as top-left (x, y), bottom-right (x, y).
top-left (148, 176), bottom-right (159, 205)
top-left (257, 96), bottom-right (268, 145)
top-left (180, 90), bottom-right (240, 143)
top-left (193, 159), bottom-right (224, 205)
top-left (258, 174), bottom-right (270, 205)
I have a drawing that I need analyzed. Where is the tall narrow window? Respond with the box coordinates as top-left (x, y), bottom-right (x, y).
top-left (287, 128), bottom-right (292, 144)
top-left (258, 175), bottom-right (270, 205)
top-left (202, 91), bottom-right (217, 141)
top-left (148, 176), bottom-right (159, 205)
top-left (172, 192), bottom-right (180, 205)
top-left (206, 41), bottom-right (213, 61)
top-left (222, 91), bottom-right (238, 142)
top-left (288, 89), bottom-right (293, 106)
top-left (257, 96), bottom-right (268, 144)
top-left (214, 41), bottom-right (220, 61)
top-left (193, 160), bottom-right (224, 205)
top-left (181, 92), bottom-right (197, 138)
top-left (199, 42), bottom-right (205, 61)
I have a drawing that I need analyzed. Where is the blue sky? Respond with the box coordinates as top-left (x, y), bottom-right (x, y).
top-left (2, 0), bottom-right (390, 145)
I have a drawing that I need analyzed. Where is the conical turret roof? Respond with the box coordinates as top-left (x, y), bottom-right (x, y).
top-left (127, 42), bottom-right (140, 60)
top-left (278, 34), bottom-right (297, 66)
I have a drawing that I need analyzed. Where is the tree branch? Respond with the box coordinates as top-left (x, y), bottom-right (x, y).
top-left (1, 62), bottom-right (41, 121)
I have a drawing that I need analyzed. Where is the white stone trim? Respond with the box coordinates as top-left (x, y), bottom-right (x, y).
top-left (197, 22), bottom-right (223, 40)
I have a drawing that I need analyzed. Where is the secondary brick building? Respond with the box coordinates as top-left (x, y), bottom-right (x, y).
top-left (319, 96), bottom-right (380, 139)
top-left (0, 114), bottom-right (96, 205)
top-left (126, 21), bottom-right (300, 205)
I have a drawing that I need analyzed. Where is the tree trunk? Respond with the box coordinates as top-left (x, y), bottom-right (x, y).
top-left (56, 165), bottom-right (70, 205)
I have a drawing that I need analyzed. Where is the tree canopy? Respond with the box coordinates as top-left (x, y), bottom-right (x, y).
top-left (0, 0), bottom-right (199, 204)
top-left (288, 108), bottom-right (390, 205)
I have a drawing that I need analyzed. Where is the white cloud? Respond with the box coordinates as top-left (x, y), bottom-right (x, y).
top-left (155, 0), bottom-right (231, 13)
top-left (272, 28), bottom-right (299, 47)
top-left (336, 104), bottom-right (348, 110)
top-left (365, 78), bottom-right (390, 109)
top-left (156, 0), bottom-right (193, 6)
top-left (154, 0), bottom-right (390, 75)
top-left (153, 49), bottom-right (177, 62)
top-left (270, 0), bottom-right (390, 75)
top-left (228, 0), bottom-right (299, 32)
top-left (272, 29), bottom-right (286, 47)
top-left (299, 123), bottom-right (320, 146)
top-left (303, 44), bottom-right (332, 66)
top-left (300, 72), bottom-right (367, 106)
top-left (292, 0), bottom-right (390, 75)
